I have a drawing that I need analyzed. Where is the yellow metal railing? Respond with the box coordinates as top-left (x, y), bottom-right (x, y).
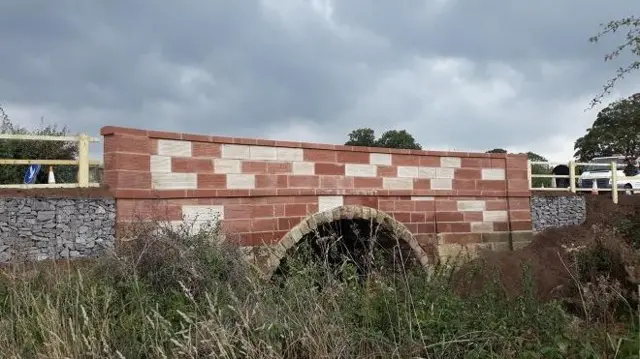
top-left (0, 133), bottom-right (102, 189)
top-left (528, 160), bottom-right (637, 204)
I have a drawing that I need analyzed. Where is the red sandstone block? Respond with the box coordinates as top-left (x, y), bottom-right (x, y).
top-left (278, 217), bottom-right (303, 231)
top-left (437, 222), bottom-right (471, 233)
top-left (274, 204), bottom-right (285, 217)
top-left (506, 170), bottom-right (528, 180)
top-left (255, 175), bottom-right (287, 189)
top-left (117, 199), bottom-right (182, 221)
top-left (191, 142), bottom-right (221, 158)
top-left (436, 211), bottom-right (464, 222)
top-left (506, 158), bottom-right (528, 170)
top-left (285, 203), bottom-right (308, 217)
top-left (404, 223), bottom-right (419, 233)
top-left (110, 189), bottom-right (152, 198)
top-left (242, 161), bottom-right (268, 174)
top-left (477, 180), bottom-right (506, 191)
top-left (101, 126), bottom-right (148, 137)
top-left (315, 163), bottom-right (345, 175)
top-left (491, 158), bottom-right (506, 168)
top-left (377, 165), bottom-right (397, 177)
top-left (493, 222), bottom-right (509, 231)
top-left (304, 149), bottom-right (337, 162)
top-left (289, 175), bottom-right (319, 188)
top-left (344, 196), bottom-right (378, 208)
top-left (415, 201), bottom-right (435, 212)
top-left (224, 205), bottom-right (252, 219)
top-left (149, 138), bottom-right (158, 155)
top-left (172, 158), bottom-right (214, 173)
top-left (148, 130), bottom-right (182, 140)
top-left (182, 133), bottom-right (211, 142)
top-left (337, 151), bottom-right (369, 164)
top-left (197, 174), bottom-right (226, 189)
top-left (507, 179), bottom-right (529, 191)
top-left (354, 177), bottom-right (382, 188)
top-left (511, 220), bottom-right (532, 231)
top-left (307, 203), bottom-right (319, 213)
top-left (410, 212), bottom-right (426, 222)
top-left (392, 212), bottom-right (411, 223)
top-left (486, 200), bottom-right (508, 211)
top-left (394, 200), bottom-right (415, 212)
top-left (104, 134), bottom-right (151, 154)
top-left (461, 158), bottom-right (491, 168)
top-left (417, 222), bottom-right (436, 233)
top-left (104, 153), bottom-right (150, 172)
top-left (320, 176), bottom-right (354, 189)
top-left (378, 200), bottom-right (394, 212)
top-left (392, 154), bottom-right (419, 166)
top-left (463, 212), bottom-right (484, 221)
top-left (455, 168), bottom-right (482, 180)
top-left (419, 156), bottom-right (440, 167)
top-left (104, 170), bottom-right (151, 189)
top-left (267, 162), bottom-right (292, 174)
top-left (277, 188), bottom-right (303, 196)
top-left (453, 179), bottom-right (477, 191)
top-left (414, 179), bottom-right (430, 190)
top-left (442, 233), bottom-right (482, 245)
top-left (509, 210), bottom-right (532, 221)
top-left (293, 196), bottom-right (317, 204)
top-left (222, 219), bottom-right (252, 233)
top-left (434, 199), bottom-right (457, 211)
top-left (252, 218), bottom-right (278, 232)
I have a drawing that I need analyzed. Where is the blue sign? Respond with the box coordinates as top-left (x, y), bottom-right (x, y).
top-left (24, 164), bottom-right (41, 184)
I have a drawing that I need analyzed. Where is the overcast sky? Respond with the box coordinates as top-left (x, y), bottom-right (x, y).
top-left (1, 1), bottom-right (639, 162)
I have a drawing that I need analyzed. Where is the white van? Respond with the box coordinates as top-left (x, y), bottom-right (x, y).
top-left (577, 155), bottom-right (640, 194)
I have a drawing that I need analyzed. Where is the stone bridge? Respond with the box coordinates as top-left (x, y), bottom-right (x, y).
top-left (102, 126), bottom-right (532, 274)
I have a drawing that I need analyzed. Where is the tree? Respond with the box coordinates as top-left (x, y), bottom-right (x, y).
top-left (0, 106), bottom-right (78, 184)
top-left (574, 93), bottom-right (640, 165)
top-left (589, 15), bottom-right (640, 108)
top-left (486, 148), bottom-right (507, 154)
top-left (345, 128), bottom-right (422, 150)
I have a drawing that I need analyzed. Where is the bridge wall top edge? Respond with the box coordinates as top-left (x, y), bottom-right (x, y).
top-left (100, 126), bottom-right (522, 160)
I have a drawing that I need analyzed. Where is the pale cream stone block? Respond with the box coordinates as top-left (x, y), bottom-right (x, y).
top-left (214, 159), bottom-right (241, 174)
top-left (397, 166), bottom-right (420, 178)
top-left (483, 210), bottom-right (508, 222)
top-left (418, 167), bottom-right (437, 178)
top-left (292, 161), bottom-right (315, 175)
top-left (345, 164), bottom-right (376, 177)
top-left (383, 177), bottom-right (413, 190)
top-left (249, 146), bottom-right (278, 161)
top-left (436, 168), bottom-right (455, 179)
top-left (440, 157), bottom-right (461, 168)
top-left (318, 196), bottom-right (344, 212)
top-left (221, 144), bottom-right (251, 160)
top-left (457, 200), bottom-right (486, 212)
top-left (411, 196), bottom-right (434, 201)
top-left (430, 178), bottom-right (453, 190)
top-left (150, 155), bottom-right (171, 173)
top-left (158, 140), bottom-right (192, 157)
top-left (481, 168), bottom-right (506, 180)
top-left (370, 153), bottom-right (391, 165)
top-left (183, 205), bottom-right (225, 222)
top-left (152, 173), bottom-right (197, 189)
top-left (226, 174), bottom-right (255, 189)
top-left (471, 222), bottom-right (493, 233)
top-left (277, 147), bottom-right (304, 162)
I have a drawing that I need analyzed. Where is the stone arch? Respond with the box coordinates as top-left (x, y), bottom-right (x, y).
top-left (257, 205), bottom-right (432, 277)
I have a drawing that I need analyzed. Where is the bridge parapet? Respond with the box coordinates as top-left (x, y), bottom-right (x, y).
top-left (101, 126), bottom-right (532, 266)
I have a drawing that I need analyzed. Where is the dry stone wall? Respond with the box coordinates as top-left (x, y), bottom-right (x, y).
top-left (0, 196), bottom-right (116, 263)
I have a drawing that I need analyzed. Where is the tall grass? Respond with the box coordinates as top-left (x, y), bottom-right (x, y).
top-left (0, 219), bottom-right (637, 358)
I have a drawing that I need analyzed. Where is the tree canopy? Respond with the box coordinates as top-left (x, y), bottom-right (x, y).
top-left (345, 128), bottom-right (422, 150)
top-left (0, 106), bottom-right (78, 184)
top-left (589, 15), bottom-right (640, 108)
top-left (574, 92), bottom-right (640, 164)
top-left (486, 148), bottom-right (507, 154)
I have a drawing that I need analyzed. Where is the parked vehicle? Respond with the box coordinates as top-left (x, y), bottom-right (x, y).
top-left (577, 155), bottom-right (640, 194)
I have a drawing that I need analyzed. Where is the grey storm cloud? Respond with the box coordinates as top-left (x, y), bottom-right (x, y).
top-left (1, 0), bottom-right (639, 161)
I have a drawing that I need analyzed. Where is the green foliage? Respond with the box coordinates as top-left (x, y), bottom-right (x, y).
top-left (574, 93), bottom-right (640, 166)
top-left (0, 106), bottom-right (78, 184)
top-left (346, 127), bottom-right (422, 150)
top-left (487, 148), bottom-right (508, 154)
top-left (589, 15), bottom-right (640, 108)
